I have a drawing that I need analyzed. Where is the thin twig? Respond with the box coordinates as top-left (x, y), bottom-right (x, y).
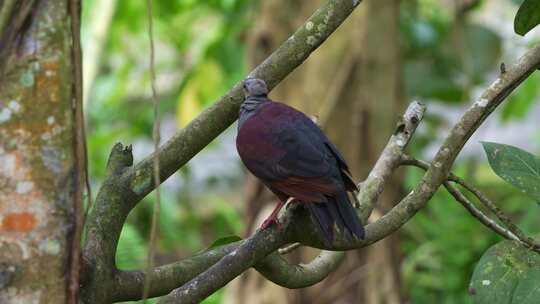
top-left (142, 0), bottom-right (161, 301)
top-left (401, 156), bottom-right (540, 252)
top-left (444, 181), bottom-right (519, 241)
top-left (450, 174), bottom-right (540, 250)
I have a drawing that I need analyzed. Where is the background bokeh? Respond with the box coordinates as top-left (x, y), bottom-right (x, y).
top-left (81, 0), bottom-right (540, 303)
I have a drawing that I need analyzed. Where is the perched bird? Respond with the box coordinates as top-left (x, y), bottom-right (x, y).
top-left (236, 78), bottom-right (365, 243)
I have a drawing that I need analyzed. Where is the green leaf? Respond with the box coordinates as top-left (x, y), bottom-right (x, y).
top-left (482, 142), bottom-right (540, 203)
top-left (469, 240), bottom-right (540, 304)
top-left (205, 235), bottom-right (242, 250)
top-left (514, 0), bottom-right (540, 36)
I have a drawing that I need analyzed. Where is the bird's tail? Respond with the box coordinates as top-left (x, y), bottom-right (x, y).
top-left (306, 191), bottom-right (365, 245)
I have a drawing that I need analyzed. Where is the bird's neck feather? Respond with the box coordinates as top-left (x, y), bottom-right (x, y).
top-left (238, 95), bottom-right (267, 129)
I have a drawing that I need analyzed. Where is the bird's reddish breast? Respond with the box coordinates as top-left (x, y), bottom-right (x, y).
top-left (236, 103), bottom-right (286, 161)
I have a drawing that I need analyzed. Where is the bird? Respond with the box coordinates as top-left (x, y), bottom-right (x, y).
top-left (236, 78), bottom-right (365, 243)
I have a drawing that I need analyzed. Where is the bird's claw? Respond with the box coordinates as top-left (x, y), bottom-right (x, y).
top-left (260, 218), bottom-right (280, 230)
top-left (260, 197), bottom-right (295, 230)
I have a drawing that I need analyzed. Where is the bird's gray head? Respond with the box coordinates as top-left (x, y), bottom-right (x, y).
top-left (238, 78), bottom-right (268, 129)
top-left (243, 78), bottom-right (268, 98)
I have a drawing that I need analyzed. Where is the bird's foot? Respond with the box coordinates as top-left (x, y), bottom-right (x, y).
top-left (260, 217), bottom-right (280, 230)
top-left (259, 197), bottom-right (295, 230)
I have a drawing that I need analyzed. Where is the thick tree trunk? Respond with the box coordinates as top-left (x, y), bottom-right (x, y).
top-left (0, 1), bottom-right (78, 303)
top-left (225, 0), bottom-right (404, 303)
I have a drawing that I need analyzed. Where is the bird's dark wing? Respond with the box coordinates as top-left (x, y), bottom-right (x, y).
top-left (257, 102), bottom-right (346, 200)
top-left (237, 101), bottom-right (357, 201)
top-left (324, 141), bottom-right (358, 192)
top-left (273, 103), bottom-right (359, 192)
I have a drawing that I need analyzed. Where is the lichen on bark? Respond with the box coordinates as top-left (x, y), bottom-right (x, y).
top-left (0, 1), bottom-right (77, 303)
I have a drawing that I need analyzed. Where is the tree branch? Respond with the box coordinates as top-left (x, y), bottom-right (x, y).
top-left (158, 225), bottom-right (288, 304)
top-left (113, 236), bottom-right (344, 301)
top-left (114, 44), bottom-right (540, 300)
top-left (113, 243), bottom-right (239, 301)
top-left (254, 250), bottom-right (345, 289)
top-left (357, 101), bottom-right (426, 221)
top-left (82, 144), bottom-right (134, 303)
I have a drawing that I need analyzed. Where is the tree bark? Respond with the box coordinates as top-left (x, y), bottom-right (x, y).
top-left (0, 1), bottom-right (78, 303)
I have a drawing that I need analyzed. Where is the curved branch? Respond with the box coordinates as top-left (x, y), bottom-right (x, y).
top-left (113, 243), bottom-right (239, 302)
top-left (254, 250), bottom-right (345, 289)
top-left (113, 242), bottom-right (343, 302)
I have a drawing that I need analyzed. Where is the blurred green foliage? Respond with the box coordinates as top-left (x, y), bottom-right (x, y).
top-left (402, 167), bottom-right (500, 304)
top-left (82, 0), bottom-right (539, 303)
top-left (401, 1), bottom-right (502, 102)
top-left (501, 73), bottom-right (540, 121)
